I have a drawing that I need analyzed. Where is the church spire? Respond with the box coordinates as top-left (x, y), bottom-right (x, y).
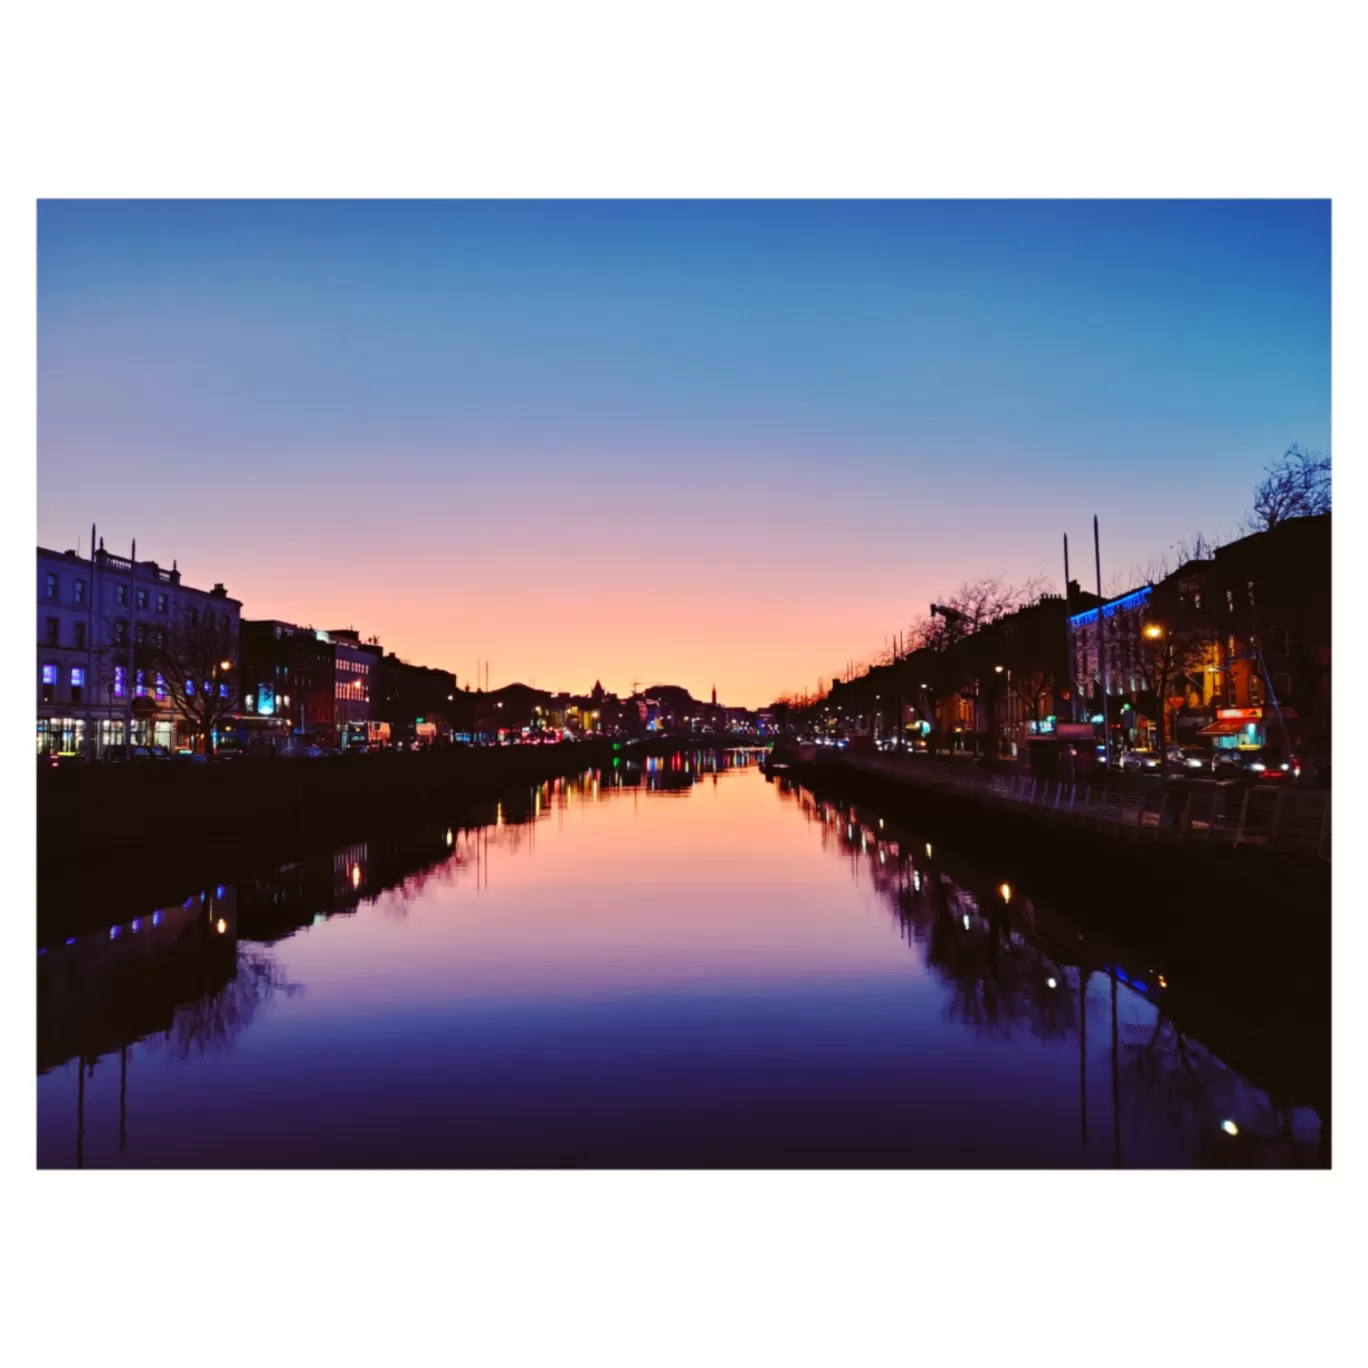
top-left (711, 683), bottom-right (717, 707)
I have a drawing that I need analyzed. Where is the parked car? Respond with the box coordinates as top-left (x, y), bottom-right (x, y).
top-left (107, 744), bottom-right (171, 763)
top-left (1120, 748), bottom-right (1162, 774)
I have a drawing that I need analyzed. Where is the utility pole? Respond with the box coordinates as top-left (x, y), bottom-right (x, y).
top-left (126, 539), bottom-right (137, 751)
top-left (1094, 516), bottom-right (1112, 772)
top-left (1063, 531), bottom-right (1077, 723)
top-left (86, 522), bottom-right (97, 761)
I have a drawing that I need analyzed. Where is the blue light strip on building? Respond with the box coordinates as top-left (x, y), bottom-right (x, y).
top-left (1069, 585), bottom-right (1151, 627)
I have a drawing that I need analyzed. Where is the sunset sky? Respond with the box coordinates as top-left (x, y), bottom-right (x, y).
top-left (37, 200), bottom-right (1330, 707)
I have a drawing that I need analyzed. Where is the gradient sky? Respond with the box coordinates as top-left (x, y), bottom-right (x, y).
top-left (37, 200), bottom-right (1330, 707)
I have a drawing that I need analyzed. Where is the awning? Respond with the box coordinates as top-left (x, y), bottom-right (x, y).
top-left (1200, 718), bottom-right (1255, 736)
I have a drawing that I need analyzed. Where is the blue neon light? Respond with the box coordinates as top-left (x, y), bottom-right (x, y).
top-left (1069, 585), bottom-right (1152, 627)
top-left (65, 937), bottom-right (76, 946)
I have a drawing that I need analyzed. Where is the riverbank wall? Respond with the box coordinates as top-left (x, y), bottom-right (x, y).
top-left (770, 746), bottom-right (1330, 962)
top-left (37, 735), bottom-right (767, 936)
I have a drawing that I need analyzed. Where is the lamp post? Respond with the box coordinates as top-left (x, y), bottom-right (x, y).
top-left (994, 664), bottom-right (1013, 758)
top-left (1143, 624), bottom-right (1170, 774)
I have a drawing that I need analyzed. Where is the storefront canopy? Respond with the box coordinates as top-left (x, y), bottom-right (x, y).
top-left (1199, 718), bottom-right (1252, 736)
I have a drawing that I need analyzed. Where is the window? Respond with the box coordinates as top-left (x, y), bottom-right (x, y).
top-left (1269, 625), bottom-right (1289, 656)
top-left (41, 663), bottom-right (56, 703)
top-left (187, 606), bottom-right (197, 626)
top-left (115, 583), bottom-right (127, 606)
top-left (46, 617), bottom-right (59, 645)
top-left (157, 593), bottom-right (168, 614)
top-left (1226, 589), bottom-right (1234, 612)
top-left (136, 588), bottom-right (148, 609)
top-left (113, 665), bottom-right (126, 699)
top-left (1249, 674), bottom-right (1263, 705)
top-left (1194, 588), bottom-right (1202, 610)
top-left (1273, 673), bottom-right (1292, 700)
top-left (186, 678), bottom-right (195, 695)
top-left (155, 673), bottom-right (166, 701)
top-left (135, 622), bottom-right (147, 646)
top-left (135, 670), bottom-right (146, 698)
top-left (154, 628), bottom-right (167, 650)
top-left (1247, 580), bottom-right (1256, 608)
top-left (46, 573), bottom-right (57, 599)
top-left (74, 622), bottom-right (85, 649)
top-left (70, 666), bottom-right (85, 704)
top-left (219, 683), bottom-right (228, 699)
top-left (74, 578), bottom-right (85, 604)
top-left (114, 618), bottom-right (128, 645)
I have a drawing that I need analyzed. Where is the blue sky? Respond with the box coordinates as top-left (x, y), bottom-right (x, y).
top-left (37, 200), bottom-right (1331, 704)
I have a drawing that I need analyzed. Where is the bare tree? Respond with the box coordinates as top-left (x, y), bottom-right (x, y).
top-left (1248, 444), bottom-right (1331, 532)
top-left (133, 602), bottom-right (240, 753)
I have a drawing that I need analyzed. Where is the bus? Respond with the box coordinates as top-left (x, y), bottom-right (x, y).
top-left (341, 721), bottom-right (390, 751)
top-left (214, 715), bottom-right (291, 756)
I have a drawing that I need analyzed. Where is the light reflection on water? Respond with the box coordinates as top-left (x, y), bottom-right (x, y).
top-left (36, 750), bottom-right (1323, 1168)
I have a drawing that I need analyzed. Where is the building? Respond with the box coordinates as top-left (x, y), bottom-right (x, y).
top-left (378, 653), bottom-right (458, 742)
top-left (327, 629), bottom-right (384, 734)
top-left (1200, 514), bottom-right (1330, 756)
top-left (239, 620), bottom-right (337, 736)
top-left (37, 538), bottom-right (241, 758)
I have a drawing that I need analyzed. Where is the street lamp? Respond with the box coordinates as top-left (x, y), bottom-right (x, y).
top-left (1144, 624), bottom-right (1163, 640)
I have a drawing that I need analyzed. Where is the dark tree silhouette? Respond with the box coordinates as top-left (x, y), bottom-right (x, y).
top-left (133, 601), bottom-right (240, 753)
top-left (1248, 444), bottom-right (1331, 531)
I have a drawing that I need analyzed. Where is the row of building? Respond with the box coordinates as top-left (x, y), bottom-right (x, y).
top-left (36, 534), bottom-right (771, 758)
top-left (810, 513), bottom-right (1331, 765)
top-left (35, 534), bottom-right (470, 758)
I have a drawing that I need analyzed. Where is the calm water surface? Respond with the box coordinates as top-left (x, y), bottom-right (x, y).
top-left (37, 750), bottom-right (1321, 1167)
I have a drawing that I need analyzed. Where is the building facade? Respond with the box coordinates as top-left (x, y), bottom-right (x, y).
top-left (38, 540), bottom-right (241, 758)
top-left (378, 654), bottom-right (457, 742)
top-left (239, 620), bottom-right (337, 737)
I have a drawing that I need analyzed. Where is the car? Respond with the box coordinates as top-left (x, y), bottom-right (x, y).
top-left (106, 744), bottom-right (170, 763)
top-left (1120, 749), bottom-right (1162, 774)
top-left (1167, 746), bottom-right (1210, 773)
top-left (1212, 748), bottom-right (1293, 781)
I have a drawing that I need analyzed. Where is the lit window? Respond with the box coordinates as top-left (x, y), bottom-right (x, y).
top-left (187, 678), bottom-right (195, 695)
top-left (113, 666), bottom-right (126, 698)
top-left (135, 670), bottom-right (146, 698)
top-left (137, 588), bottom-right (148, 609)
top-left (156, 673), bottom-right (166, 701)
top-left (219, 683), bottom-right (228, 699)
top-left (157, 593), bottom-right (168, 614)
top-left (41, 663), bottom-right (57, 703)
top-left (74, 578), bottom-right (85, 604)
top-left (70, 666), bottom-right (85, 702)
top-left (115, 584), bottom-right (127, 605)
top-left (45, 573), bottom-right (57, 598)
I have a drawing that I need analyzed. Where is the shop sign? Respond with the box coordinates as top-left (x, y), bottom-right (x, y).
top-left (1216, 707), bottom-right (1261, 721)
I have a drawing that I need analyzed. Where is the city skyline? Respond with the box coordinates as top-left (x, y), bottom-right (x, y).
top-left (38, 200), bottom-right (1330, 707)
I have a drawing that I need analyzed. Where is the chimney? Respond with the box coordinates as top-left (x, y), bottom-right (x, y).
top-left (211, 582), bottom-right (228, 598)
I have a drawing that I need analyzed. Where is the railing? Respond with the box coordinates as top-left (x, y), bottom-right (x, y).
top-left (836, 751), bottom-right (1330, 862)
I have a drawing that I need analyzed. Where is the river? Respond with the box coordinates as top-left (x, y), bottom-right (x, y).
top-left (36, 748), bottom-right (1324, 1167)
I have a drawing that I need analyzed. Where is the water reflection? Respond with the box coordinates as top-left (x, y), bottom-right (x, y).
top-left (37, 750), bottom-right (1322, 1168)
top-left (772, 775), bottom-right (1324, 1167)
